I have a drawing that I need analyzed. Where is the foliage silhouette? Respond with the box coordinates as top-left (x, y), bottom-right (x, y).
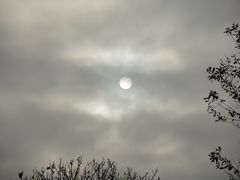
top-left (17, 156), bottom-right (160, 180)
top-left (204, 23), bottom-right (240, 180)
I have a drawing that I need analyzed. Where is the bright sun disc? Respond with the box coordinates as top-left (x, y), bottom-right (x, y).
top-left (119, 77), bottom-right (132, 90)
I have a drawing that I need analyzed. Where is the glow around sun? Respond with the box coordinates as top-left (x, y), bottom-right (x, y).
top-left (119, 77), bottom-right (132, 90)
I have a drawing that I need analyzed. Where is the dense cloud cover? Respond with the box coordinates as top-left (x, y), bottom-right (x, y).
top-left (0, 0), bottom-right (240, 179)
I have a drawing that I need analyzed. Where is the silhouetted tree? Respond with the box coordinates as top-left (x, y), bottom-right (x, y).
top-left (204, 23), bottom-right (240, 180)
top-left (17, 156), bottom-right (160, 180)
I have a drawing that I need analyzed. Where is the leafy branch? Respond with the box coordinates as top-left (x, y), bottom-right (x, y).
top-left (204, 23), bottom-right (240, 180)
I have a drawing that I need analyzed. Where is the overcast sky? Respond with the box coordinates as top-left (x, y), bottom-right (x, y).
top-left (0, 0), bottom-right (240, 179)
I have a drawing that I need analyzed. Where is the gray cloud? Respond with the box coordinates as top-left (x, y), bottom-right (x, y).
top-left (0, 0), bottom-right (240, 180)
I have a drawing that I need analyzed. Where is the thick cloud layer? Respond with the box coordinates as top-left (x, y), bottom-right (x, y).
top-left (0, 0), bottom-right (240, 179)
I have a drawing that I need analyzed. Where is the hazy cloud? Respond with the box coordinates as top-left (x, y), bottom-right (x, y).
top-left (0, 0), bottom-right (240, 179)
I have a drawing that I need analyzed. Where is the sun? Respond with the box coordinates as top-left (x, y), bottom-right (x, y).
top-left (119, 77), bottom-right (132, 90)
